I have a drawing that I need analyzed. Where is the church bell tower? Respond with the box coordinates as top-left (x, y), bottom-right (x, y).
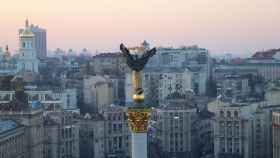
top-left (17, 19), bottom-right (39, 73)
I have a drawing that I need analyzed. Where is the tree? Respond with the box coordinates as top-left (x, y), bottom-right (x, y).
top-left (206, 78), bottom-right (217, 97)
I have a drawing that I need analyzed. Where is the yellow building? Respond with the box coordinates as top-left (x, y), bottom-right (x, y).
top-left (83, 75), bottom-right (113, 112)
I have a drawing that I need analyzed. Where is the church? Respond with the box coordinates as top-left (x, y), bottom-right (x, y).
top-left (0, 45), bottom-right (17, 75)
top-left (17, 20), bottom-right (40, 73)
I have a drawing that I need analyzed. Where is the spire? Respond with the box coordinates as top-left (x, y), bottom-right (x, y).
top-left (5, 45), bottom-right (8, 52)
top-left (4, 45), bottom-right (10, 57)
top-left (25, 19), bottom-right (29, 28)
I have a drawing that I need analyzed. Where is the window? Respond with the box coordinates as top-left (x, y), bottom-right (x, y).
top-left (234, 111), bottom-right (238, 118)
top-left (118, 124), bottom-right (122, 132)
top-left (67, 94), bottom-right (70, 107)
top-left (113, 124), bottom-right (117, 132)
top-left (227, 111), bottom-right (231, 118)
top-left (118, 136), bottom-right (122, 148)
top-left (220, 111), bottom-right (224, 117)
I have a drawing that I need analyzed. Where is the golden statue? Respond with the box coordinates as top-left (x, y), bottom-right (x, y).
top-left (120, 43), bottom-right (156, 103)
top-left (120, 43), bottom-right (156, 133)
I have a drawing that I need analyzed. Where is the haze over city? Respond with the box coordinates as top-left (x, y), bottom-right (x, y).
top-left (0, 0), bottom-right (280, 55)
top-left (2, 0), bottom-right (280, 158)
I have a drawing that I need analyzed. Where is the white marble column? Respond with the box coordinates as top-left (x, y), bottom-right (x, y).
top-left (132, 132), bottom-right (147, 158)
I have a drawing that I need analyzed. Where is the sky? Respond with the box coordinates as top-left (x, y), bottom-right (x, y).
top-left (0, 0), bottom-right (279, 56)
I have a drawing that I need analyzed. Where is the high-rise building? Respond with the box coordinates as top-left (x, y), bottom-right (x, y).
top-left (214, 104), bottom-right (252, 158)
top-left (44, 111), bottom-right (80, 158)
top-left (153, 104), bottom-right (197, 158)
top-left (76, 106), bottom-right (131, 158)
top-left (78, 113), bottom-right (105, 158)
top-left (273, 111), bottom-right (280, 158)
top-left (0, 92), bottom-right (44, 158)
top-left (214, 102), bottom-right (271, 158)
top-left (83, 75), bottom-right (113, 112)
top-left (102, 106), bottom-right (131, 158)
top-left (0, 120), bottom-right (26, 158)
top-left (19, 19), bottom-right (47, 59)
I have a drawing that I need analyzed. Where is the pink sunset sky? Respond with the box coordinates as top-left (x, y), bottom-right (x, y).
top-left (0, 0), bottom-right (279, 56)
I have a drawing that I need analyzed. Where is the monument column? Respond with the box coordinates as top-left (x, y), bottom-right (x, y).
top-left (128, 107), bottom-right (151, 158)
top-left (120, 43), bottom-right (156, 158)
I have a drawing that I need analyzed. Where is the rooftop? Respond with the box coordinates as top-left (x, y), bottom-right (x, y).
top-left (252, 49), bottom-right (280, 59)
top-left (143, 67), bottom-right (186, 73)
top-left (198, 109), bottom-right (215, 119)
top-left (93, 52), bottom-right (121, 58)
top-left (0, 120), bottom-right (19, 134)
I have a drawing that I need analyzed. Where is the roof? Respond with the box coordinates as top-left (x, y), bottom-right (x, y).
top-left (252, 49), bottom-right (280, 59)
top-left (143, 67), bottom-right (186, 73)
top-left (93, 53), bottom-right (121, 58)
top-left (165, 92), bottom-right (186, 100)
top-left (214, 67), bottom-right (257, 73)
top-left (103, 105), bottom-right (125, 113)
top-left (31, 101), bottom-right (42, 109)
top-left (187, 66), bottom-right (202, 72)
top-left (198, 109), bottom-right (215, 119)
top-left (158, 104), bottom-right (196, 111)
top-left (0, 120), bottom-right (18, 134)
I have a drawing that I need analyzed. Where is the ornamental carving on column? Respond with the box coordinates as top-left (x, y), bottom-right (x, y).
top-left (127, 108), bottom-right (151, 133)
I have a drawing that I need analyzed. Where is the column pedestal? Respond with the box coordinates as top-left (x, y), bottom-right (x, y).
top-left (132, 133), bottom-right (147, 158)
top-left (127, 107), bottom-right (151, 158)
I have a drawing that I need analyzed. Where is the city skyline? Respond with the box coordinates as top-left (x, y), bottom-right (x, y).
top-left (0, 0), bottom-right (280, 56)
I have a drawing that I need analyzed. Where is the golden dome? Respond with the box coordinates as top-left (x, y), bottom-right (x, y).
top-left (20, 27), bottom-right (34, 38)
top-left (133, 93), bottom-right (144, 103)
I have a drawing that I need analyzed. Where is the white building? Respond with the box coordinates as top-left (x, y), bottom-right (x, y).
top-left (52, 88), bottom-right (78, 110)
top-left (214, 104), bottom-right (252, 158)
top-left (0, 88), bottom-right (78, 111)
top-left (17, 21), bottom-right (40, 73)
top-left (265, 86), bottom-right (280, 106)
top-left (188, 66), bottom-right (207, 95)
top-left (19, 20), bottom-right (47, 59)
top-left (125, 68), bottom-right (193, 105)
top-left (147, 45), bottom-right (211, 79)
top-left (213, 102), bottom-right (271, 158)
top-left (153, 105), bottom-right (197, 158)
top-left (216, 62), bottom-right (280, 82)
top-left (216, 74), bottom-right (251, 102)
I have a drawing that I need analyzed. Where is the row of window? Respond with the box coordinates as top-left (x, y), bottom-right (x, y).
top-left (0, 133), bottom-right (25, 158)
top-left (220, 110), bottom-right (239, 118)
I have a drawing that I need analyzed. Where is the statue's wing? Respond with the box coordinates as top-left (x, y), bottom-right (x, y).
top-left (120, 43), bottom-right (130, 56)
top-left (148, 47), bottom-right (156, 56)
top-left (120, 43), bottom-right (134, 61)
top-left (142, 47), bottom-right (156, 58)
